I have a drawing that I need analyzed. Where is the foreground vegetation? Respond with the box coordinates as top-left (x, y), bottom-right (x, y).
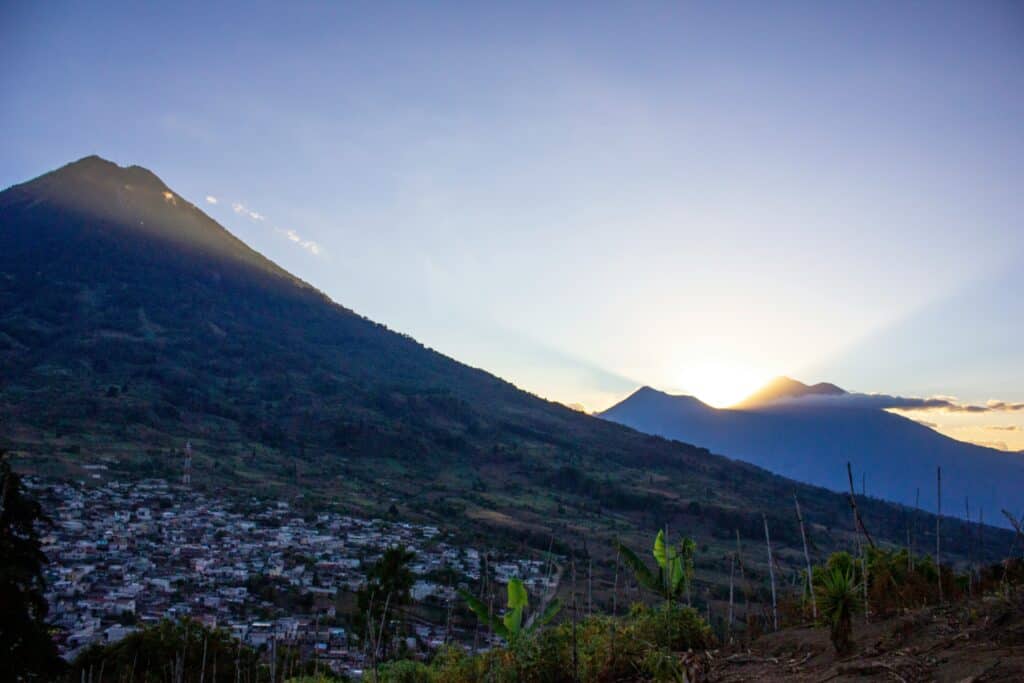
top-left (6, 441), bottom-right (1023, 681)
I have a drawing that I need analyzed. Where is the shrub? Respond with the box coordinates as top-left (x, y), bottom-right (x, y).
top-left (816, 566), bottom-right (860, 654)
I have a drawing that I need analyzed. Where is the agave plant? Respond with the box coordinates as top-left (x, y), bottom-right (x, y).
top-left (458, 577), bottom-right (561, 645)
top-left (816, 565), bottom-right (860, 654)
top-left (618, 529), bottom-right (696, 607)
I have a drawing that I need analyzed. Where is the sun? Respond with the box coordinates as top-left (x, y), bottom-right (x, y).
top-left (672, 363), bottom-right (772, 408)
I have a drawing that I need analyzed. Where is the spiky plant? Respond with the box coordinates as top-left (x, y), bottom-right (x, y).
top-left (816, 566), bottom-right (860, 654)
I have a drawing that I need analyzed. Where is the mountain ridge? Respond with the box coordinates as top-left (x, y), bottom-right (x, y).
top-left (0, 156), bottom-right (1010, 565)
top-left (735, 376), bottom-right (847, 408)
top-left (599, 384), bottom-right (1024, 526)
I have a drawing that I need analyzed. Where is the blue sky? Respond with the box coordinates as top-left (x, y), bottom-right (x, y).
top-left (2, 2), bottom-right (1023, 445)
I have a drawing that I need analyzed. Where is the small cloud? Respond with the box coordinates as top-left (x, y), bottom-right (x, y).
top-left (232, 202), bottom-right (265, 222)
top-left (277, 228), bottom-right (323, 256)
top-left (877, 394), bottom-right (1023, 414)
top-left (205, 195), bottom-right (218, 204)
top-left (986, 425), bottom-right (1021, 432)
top-left (985, 400), bottom-right (1024, 412)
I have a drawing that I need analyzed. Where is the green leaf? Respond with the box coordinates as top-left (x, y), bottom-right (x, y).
top-left (528, 598), bottom-right (562, 632)
top-left (506, 577), bottom-right (528, 610)
top-left (653, 529), bottom-right (668, 569)
top-left (458, 588), bottom-right (509, 639)
top-left (502, 605), bottom-right (523, 635)
top-left (617, 540), bottom-right (661, 594)
top-left (670, 556), bottom-right (685, 592)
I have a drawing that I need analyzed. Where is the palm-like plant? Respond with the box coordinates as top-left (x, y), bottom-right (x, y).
top-left (617, 530), bottom-right (696, 606)
top-left (816, 566), bottom-right (860, 654)
top-left (458, 577), bottom-right (561, 645)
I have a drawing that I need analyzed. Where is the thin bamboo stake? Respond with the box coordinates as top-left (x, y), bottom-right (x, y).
top-left (937, 467), bottom-right (943, 604)
top-left (845, 462), bottom-right (876, 548)
top-left (313, 612), bottom-right (319, 678)
top-left (612, 547), bottom-right (621, 617)
top-left (588, 557), bottom-right (593, 618)
top-left (727, 552), bottom-right (735, 637)
top-left (794, 494), bottom-right (817, 620)
top-left (762, 513), bottom-right (778, 631)
top-left (846, 463), bottom-right (870, 621)
top-left (735, 529), bottom-right (751, 631)
top-left (979, 507), bottom-right (984, 565)
top-left (269, 636), bottom-right (275, 683)
top-left (571, 553), bottom-right (579, 683)
top-left (965, 496), bottom-right (972, 599)
top-left (911, 487), bottom-right (920, 572)
top-left (200, 635), bottom-right (208, 683)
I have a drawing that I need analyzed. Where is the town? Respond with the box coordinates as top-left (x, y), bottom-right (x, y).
top-left (27, 474), bottom-right (559, 677)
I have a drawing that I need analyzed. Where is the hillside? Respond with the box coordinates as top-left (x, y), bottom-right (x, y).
top-left (0, 156), bottom-right (1011, 582)
top-left (599, 383), bottom-right (1024, 526)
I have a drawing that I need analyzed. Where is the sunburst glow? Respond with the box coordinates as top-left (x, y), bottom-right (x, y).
top-left (671, 363), bottom-right (773, 408)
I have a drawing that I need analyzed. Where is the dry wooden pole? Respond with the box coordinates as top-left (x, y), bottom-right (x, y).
top-left (762, 513), bottom-right (778, 631)
top-left (588, 557), bottom-right (593, 618)
top-left (611, 546), bottom-right (620, 665)
top-left (845, 462), bottom-right (877, 548)
top-left (979, 507), bottom-right (985, 565)
top-left (794, 494), bottom-right (817, 620)
top-left (846, 463), bottom-right (870, 621)
top-left (612, 547), bottom-right (621, 617)
top-left (1003, 509), bottom-right (1024, 549)
top-left (313, 613), bottom-right (319, 677)
top-left (269, 637), bottom-right (275, 683)
top-left (735, 529), bottom-right (751, 628)
top-left (199, 635), bottom-right (208, 683)
top-left (965, 496), bottom-right (972, 599)
top-left (937, 467), bottom-right (943, 604)
top-left (911, 487), bottom-right (920, 571)
top-left (571, 554), bottom-right (579, 683)
top-left (727, 552), bottom-right (736, 636)
top-left (906, 512), bottom-right (912, 573)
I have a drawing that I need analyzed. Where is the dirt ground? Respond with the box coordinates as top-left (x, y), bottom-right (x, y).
top-left (707, 594), bottom-right (1024, 682)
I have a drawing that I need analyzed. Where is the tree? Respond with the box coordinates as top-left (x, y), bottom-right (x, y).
top-left (0, 451), bottom-right (64, 680)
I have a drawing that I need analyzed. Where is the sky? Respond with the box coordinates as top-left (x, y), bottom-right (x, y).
top-left (2, 1), bottom-right (1023, 449)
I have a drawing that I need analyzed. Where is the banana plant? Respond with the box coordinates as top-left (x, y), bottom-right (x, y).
top-left (617, 529), bottom-right (696, 606)
top-left (458, 577), bottom-right (561, 644)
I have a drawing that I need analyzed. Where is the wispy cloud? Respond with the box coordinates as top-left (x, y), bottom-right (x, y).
top-left (205, 195), bottom-right (218, 205)
top-left (232, 202), bottom-right (265, 222)
top-left (985, 400), bottom-right (1024, 412)
top-left (777, 392), bottom-right (1024, 414)
top-left (277, 228), bottom-right (323, 256)
top-left (987, 425), bottom-right (1021, 431)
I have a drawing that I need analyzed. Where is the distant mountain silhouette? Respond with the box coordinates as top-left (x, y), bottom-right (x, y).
top-left (735, 376), bottom-right (846, 408)
top-left (600, 382), bottom-right (1024, 527)
top-left (0, 156), bottom-right (1011, 559)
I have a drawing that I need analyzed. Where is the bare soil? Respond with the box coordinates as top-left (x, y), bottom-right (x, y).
top-left (709, 594), bottom-right (1024, 682)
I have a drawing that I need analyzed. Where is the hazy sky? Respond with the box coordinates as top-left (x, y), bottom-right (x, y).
top-left (3, 2), bottom-right (1023, 447)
